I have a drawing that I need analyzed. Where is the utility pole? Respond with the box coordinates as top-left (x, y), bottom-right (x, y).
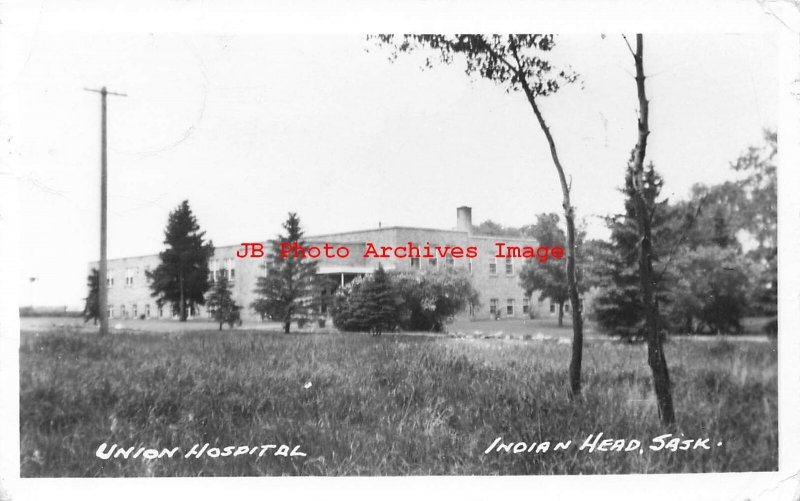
top-left (84, 86), bottom-right (126, 336)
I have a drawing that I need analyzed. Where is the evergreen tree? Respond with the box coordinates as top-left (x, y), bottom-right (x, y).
top-left (359, 264), bottom-right (399, 336)
top-left (83, 268), bottom-right (101, 325)
top-left (331, 265), bottom-right (399, 335)
top-left (147, 200), bottom-right (215, 321)
top-left (251, 212), bottom-right (318, 333)
top-left (591, 160), bottom-right (673, 340)
top-left (206, 274), bottom-right (241, 330)
top-left (369, 265), bottom-right (400, 335)
top-left (331, 276), bottom-right (369, 332)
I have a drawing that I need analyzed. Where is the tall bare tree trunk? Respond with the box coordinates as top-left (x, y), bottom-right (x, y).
top-left (629, 34), bottom-right (675, 425)
top-left (520, 84), bottom-right (584, 398)
top-left (558, 301), bottom-right (564, 327)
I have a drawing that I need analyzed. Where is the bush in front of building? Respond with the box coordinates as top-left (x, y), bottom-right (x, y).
top-left (333, 267), bottom-right (478, 334)
top-left (393, 268), bottom-right (478, 333)
top-left (331, 265), bottom-right (399, 335)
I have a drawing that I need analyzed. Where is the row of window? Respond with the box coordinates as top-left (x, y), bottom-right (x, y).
top-left (104, 260), bottom-right (238, 288)
top-left (105, 266), bottom-right (151, 288)
top-left (210, 259), bottom-right (236, 282)
top-left (409, 256), bottom-right (516, 275)
top-left (107, 303), bottom-right (157, 319)
top-left (106, 303), bottom-right (201, 319)
top-left (105, 253), bottom-right (521, 290)
top-left (486, 298), bottom-right (583, 316)
top-left (489, 297), bottom-right (531, 316)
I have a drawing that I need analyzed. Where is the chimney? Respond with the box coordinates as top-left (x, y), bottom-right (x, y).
top-left (456, 206), bottom-right (472, 234)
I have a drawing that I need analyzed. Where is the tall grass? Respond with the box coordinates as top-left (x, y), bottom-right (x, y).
top-left (19, 330), bottom-right (777, 476)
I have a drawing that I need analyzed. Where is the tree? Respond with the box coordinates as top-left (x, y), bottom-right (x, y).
top-left (676, 182), bottom-right (743, 252)
top-left (331, 264), bottom-right (400, 335)
top-left (625, 33), bottom-right (675, 425)
top-left (363, 265), bottom-right (400, 336)
top-left (83, 268), bottom-right (101, 325)
top-left (206, 274), bottom-right (241, 330)
top-left (731, 130), bottom-right (777, 251)
top-left (473, 220), bottom-right (521, 237)
top-left (251, 212), bottom-right (318, 333)
top-left (675, 133), bottom-right (777, 321)
top-left (371, 34), bottom-right (586, 396)
top-left (731, 131), bottom-right (777, 320)
top-left (147, 201), bottom-right (214, 321)
top-left (393, 268), bottom-right (478, 332)
top-left (518, 213), bottom-right (586, 326)
top-left (666, 246), bottom-right (751, 334)
top-left (591, 160), bottom-right (673, 340)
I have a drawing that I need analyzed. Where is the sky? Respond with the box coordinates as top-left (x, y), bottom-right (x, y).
top-left (3, 13), bottom-right (779, 308)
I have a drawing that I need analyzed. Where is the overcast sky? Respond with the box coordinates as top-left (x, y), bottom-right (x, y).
top-left (4, 9), bottom-right (779, 307)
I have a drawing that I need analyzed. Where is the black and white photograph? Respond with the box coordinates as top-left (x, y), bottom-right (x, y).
top-left (0, 1), bottom-right (798, 499)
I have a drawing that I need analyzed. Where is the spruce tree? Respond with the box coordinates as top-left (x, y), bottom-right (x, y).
top-left (83, 268), bottom-right (101, 325)
top-left (147, 200), bottom-right (215, 321)
top-left (251, 212), bottom-right (318, 333)
top-left (364, 264), bottom-right (398, 336)
top-left (206, 274), bottom-right (241, 330)
top-left (592, 160), bottom-right (672, 340)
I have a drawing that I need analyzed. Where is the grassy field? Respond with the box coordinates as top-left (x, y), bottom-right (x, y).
top-left (19, 326), bottom-right (777, 476)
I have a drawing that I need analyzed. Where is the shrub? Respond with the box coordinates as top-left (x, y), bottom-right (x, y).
top-left (664, 246), bottom-right (751, 334)
top-left (332, 265), bottom-right (399, 335)
top-left (392, 268), bottom-right (478, 333)
top-left (332, 267), bottom-right (477, 334)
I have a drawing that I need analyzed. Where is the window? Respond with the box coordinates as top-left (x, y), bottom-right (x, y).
top-left (445, 256), bottom-right (454, 267)
top-left (158, 306), bottom-right (164, 318)
top-left (507, 299), bottom-right (515, 316)
top-left (107, 305), bottom-right (114, 319)
top-left (410, 257), bottom-right (420, 268)
top-left (145, 304), bottom-right (151, 318)
top-left (564, 302), bottom-right (570, 313)
top-left (489, 258), bottom-right (497, 275)
top-left (549, 300), bottom-right (555, 313)
top-left (106, 274), bottom-right (115, 287)
top-left (505, 257), bottom-right (514, 275)
top-left (120, 304), bottom-right (127, 318)
top-left (226, 258), bottom-right (236, 280)
top-left (523, 297), bottom-right (530, 314)
top-left (125, 268), bottom-right (134, 286)
top-left (489, 298), bottom-right (499, 315)
top-left (210, 259), bottom-right (219, 282)
top-left (429, 257), bottom-right (438, 268)
top-left (132, 304), bottom-right (138, 318)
